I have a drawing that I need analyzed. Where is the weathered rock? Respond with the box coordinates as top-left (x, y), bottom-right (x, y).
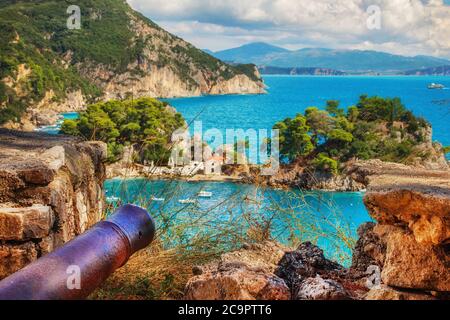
top-left (365, 285), bottom-right (436, 300)
top-left (40, 146), bottom-right (65, 171)
top-left (275, 242), bottom-right (345, 293)
top-left (361, 167), bottom-right (450, 294)
top-left (39, 234), bottom-right (56, 256)
top-left (31, 111), bottom-right (59, 127)
top-left (0, 129), bottom-right (106, 279)
top-left (351, 222), bottom-right (386, 272)
top-left (0, 171), bottom-right (24, 201)
top-left (221, 242), bottom-right (288, 273)
top-left (364, 166), bottom-right (450, 246)
top-left (184, 241), bottom-right (291, 300)
top-left (375, 225), bottom-right (450, 292)
top-left (0, 242), bottom-right (38, 279)
top-left (16, 162), bottom-right (56, 185)
top-left (251, 162), bottom-right (367, 191)
top-left (0, 205), bottom-right (53, 240)
top-left (296, 275), bottom-right (351, 300)
top-left (185, 263), bottom-right (291, 300)
top-left (366, 190), bottom-right (450, 245)
top-left (184, 241), bottom-right (369, 300)
top-left (192, 266), bottom-right (204, 276)
top-left (298, 171), bottom-right (366, 192)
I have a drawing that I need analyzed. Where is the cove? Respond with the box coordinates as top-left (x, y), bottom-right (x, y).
top-left (104, 179), bottom-right (372, 265)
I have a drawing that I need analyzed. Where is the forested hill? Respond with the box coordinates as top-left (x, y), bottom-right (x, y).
top-left (0, 0), bottom-right (264, 126)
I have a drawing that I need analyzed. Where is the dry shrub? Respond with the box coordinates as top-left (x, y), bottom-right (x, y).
top-left (92, 176), bottom-right (359, 300)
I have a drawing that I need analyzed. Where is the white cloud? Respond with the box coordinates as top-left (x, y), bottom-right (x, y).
top-left (127, 0), bottom-right (450, 58)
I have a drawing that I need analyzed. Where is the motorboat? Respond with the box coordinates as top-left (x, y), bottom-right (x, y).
top-left (179, 199), bottom-right (196, 204)
top-left (106, 196), bottom-right (120, 202)
top-left (428, 83), bottom-right (445, 89)
top-left (198, 191), bottom-right (213, 198)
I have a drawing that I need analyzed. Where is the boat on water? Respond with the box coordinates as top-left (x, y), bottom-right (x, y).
top-left (428, 83), bottom-right (445, 89)
top-left (198, 191), bottom-right (213, 198)
top-left (179, 199), bottom-right (196, 204)
top-left (106, 196), bottom-right (121, 202)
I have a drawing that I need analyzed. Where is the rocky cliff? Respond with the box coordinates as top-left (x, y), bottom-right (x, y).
top-left (0, 129), bottom-right (107, 279)
top-left (247, 156), bottom-right (449, 192)
top-left (184, 165), bottom-right (450, 300)
top-left (362, 167), bottom-right (450, 297)
top-left (0, 0), bottom-right (265, 129)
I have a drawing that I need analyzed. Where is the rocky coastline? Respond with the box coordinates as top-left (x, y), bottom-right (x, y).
top-left (105, 157), bottom-right (449, 194)
top-left (184, 165), bottom-right (450, 300)
top-left (2, 73), bottom-right (266, 132)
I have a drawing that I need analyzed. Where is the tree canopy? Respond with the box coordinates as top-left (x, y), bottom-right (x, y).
top-left (274, 96), bottom-right (431, 175)
top-left (61, 97), bottom-right (185, 163)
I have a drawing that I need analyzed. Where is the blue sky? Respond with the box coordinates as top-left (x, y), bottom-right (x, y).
top-left (127, 0), bottom-right (450, 58)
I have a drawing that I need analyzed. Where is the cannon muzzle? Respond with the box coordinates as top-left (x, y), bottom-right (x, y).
top-left (0, 205), bottom-right (155, 300)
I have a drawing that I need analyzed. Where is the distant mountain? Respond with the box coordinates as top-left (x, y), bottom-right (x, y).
top-left (213, 42), bottom-right (289, 63)
top-left (211, 43), bottom-right (450, 74)
top-left (402, 65), bottom-right (450, 76)
top-left (259, 66), bottom-right (346, 76)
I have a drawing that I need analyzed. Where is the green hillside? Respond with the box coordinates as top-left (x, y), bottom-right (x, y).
top-left (0, 0), bottom-right (261, 125)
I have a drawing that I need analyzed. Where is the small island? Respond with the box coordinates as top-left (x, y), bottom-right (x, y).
top-left (60, 95), bottom-right (449, 192)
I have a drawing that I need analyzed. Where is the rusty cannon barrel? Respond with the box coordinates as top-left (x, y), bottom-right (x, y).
top-left (0, 204), bottom-right (155, 300)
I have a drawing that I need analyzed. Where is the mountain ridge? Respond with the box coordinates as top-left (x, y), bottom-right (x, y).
top-left (211, 42), bottom-right (450, 74)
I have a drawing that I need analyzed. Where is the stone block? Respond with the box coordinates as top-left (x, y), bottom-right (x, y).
top-left (0, 205), bottom-right (54, 240)
top-left (375, 225), bottom-right (450, 292)
top-left (0, 242), bottom-right (38, 279)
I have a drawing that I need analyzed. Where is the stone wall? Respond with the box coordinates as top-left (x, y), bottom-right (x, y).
top-left (0, 129), bottom-right (107, 279)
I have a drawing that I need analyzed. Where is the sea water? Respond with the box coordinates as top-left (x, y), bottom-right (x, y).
top-left (41, 76), bottom-right (450, 262)
top-left (105, 179), bottom-right (371, 264)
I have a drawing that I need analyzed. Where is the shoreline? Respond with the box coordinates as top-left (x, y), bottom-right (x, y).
top-left (106, 158), bottom-right (450, 194)
top-left (105, 163), bottom-right (364, 192)
top-left (107, 173), bottom-right (244, 183)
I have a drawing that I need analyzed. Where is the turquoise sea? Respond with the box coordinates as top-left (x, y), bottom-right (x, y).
top-left (43, 76), bottom-right (450, 261)
top-left (36, 112), bottom-right (79, 135)
top-left (165, 76), bottom-right (450, 152)
top-left (42, 76), bottom-right (450, 153)
top-left (105, 179), bottom-right (369, 263)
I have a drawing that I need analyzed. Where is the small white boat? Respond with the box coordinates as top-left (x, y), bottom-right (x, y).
top-left (428, 83), bottom-right (445, 89)
top-left (106, 196), bottom-right (120, 202)
top-left (198, 191), bottom-right (213, 198)
top-left (179, 199), bottom-right (196, 204)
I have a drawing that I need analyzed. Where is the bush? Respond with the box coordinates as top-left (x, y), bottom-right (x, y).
top-left (274, 114), bottom-right (314, 162)
top-left (327, 129), bottom-right (353, 144)
top-left (312, 153), bottom-right (339, 175)
top-left (61, 97), bottom-right (185, 164)
top-left (60, 119), bottom-right (79, 136)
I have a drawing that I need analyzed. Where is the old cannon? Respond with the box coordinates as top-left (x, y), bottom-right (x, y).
top-left (0, 205), bottom-right (155, 300)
